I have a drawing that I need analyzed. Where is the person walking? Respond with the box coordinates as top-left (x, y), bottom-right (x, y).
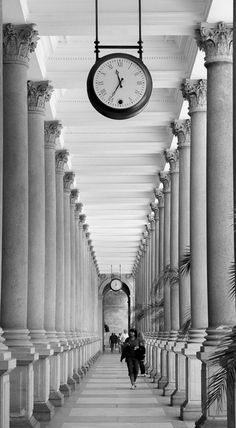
top-left (120, 328), bottom-right (141, 389)
top-left (109, 333), bottom-right (117, 353)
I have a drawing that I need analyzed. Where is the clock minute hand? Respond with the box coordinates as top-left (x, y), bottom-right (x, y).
top-left (111, 78), bottom-right (124, 98)
top-left (116, 69), bottom-right (123, 88)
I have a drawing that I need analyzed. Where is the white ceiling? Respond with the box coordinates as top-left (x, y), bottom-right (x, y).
top-left (3, 0), bottom-right (232, 274)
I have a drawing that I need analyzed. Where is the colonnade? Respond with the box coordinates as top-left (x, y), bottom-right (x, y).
top-left (133, 22), bottom-right (235, 427)
top-left (0, 23), bottom-right (101, 428)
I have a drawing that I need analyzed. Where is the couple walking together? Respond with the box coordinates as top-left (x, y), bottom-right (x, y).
top-left (120, 328), bottom-right (146, 389)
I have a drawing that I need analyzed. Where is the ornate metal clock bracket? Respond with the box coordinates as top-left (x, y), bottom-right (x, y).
top-left (94, 0), bottom-right (143, 61)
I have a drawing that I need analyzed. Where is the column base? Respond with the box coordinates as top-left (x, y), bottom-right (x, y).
top-left (163, 381), bottom-right (176, 396)
top-left (195, 414), bottom-right (227, 428)
top-left (171, 390), bottom-right (185, 406)
top-left (180, 401), bottom-right (202, 421)
top-left (49, 389), bottom-right (64, 407)
top-left (158, 376), bottom-right (167, 390)
top-left (33, 400), bottom-right (55, 422)
top-left (72, 371), bottom-right (81, 383)
top-left (68, 376), bottom-right (76, 391)
top-left (10, 415), bottom-right (40, 428)
top-left (59, 383), bottom-right (72, 397)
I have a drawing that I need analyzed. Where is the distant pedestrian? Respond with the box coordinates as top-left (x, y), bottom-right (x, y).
top-left (109, 333), bottom-right (117, 353)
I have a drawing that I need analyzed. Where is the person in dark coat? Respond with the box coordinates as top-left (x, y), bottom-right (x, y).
top-left (120, 328), bottom-right (141, 389)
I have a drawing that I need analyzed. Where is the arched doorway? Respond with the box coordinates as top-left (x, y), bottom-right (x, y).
top-left (102, 282), bottom-right (131, 351)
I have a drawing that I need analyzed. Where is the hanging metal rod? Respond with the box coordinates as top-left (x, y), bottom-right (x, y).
top-left (94, 0), bottom-right (143, 61)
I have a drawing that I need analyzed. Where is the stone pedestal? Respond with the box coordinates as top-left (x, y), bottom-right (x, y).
top-left (49, 353), bottom-right (64, 407)
top-left (171, 342), bottom-right (186, 407)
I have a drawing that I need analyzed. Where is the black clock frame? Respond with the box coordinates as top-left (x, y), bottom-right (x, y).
top-left (87, 53), bottom-right (153, 120)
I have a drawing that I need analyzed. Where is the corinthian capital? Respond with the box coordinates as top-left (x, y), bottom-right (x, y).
top-left (63, 171), bottom-right (75, 193)
top-left (159, 171), bottom-right (171, 193)
top-left (170, 119), bottom-right (191, 148)
top-left (150, 202), bottom-right (159, 221)
top-left (55, 149), bottom-right (69, 174)
top-left (195, 22), bottom-right (233, 65)
top-left (75, 202), bottom-right (83, 220)
top-left (3, 23), bottom-right (39, 65)
top-left (28, 80), bottom-right (53, 112)
top-left (79, 214), bottom-right (86, 224)
top-left (44, 121), bottom-right (63, 149)
top-left (154, 188), bottom-right (164, 208)
top-left (83, 224), bottom-right (89, 233)
top-left (181, 79), bottom-right (207, 114)
top-left (70, 189), bottom-right (79, 206)
top-left (164, 149), bottom-right (179, 173)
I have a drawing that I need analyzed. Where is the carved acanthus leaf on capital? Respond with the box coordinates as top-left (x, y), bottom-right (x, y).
top-left (170, 119), bottom-right (191, 148)
top-left (75, 202), bottom-right (83, 215)
top-left (79, 214), bottom-right (86, 224)
top-left (154, 188), bottom-right (164, 207)
top-left (164, 149), bottom-right (179, 173)
top-left (3, 23), bottom-right (39, 64)
top-left (55, 149), bottom-right (69, 173)
top-left (63, 171), bottom-right (75, 193)
top-left (27, 80), bottom-right (53, 112)
top-left (150, 202), bottom-right (159, 221)
top-left (195, 22), bottom-right (233, 64)
top-left (45, 121), bottom-right (63, 149)
top-left (159, 171), bottom-right (171, 193)
top-left (181, 79), bottom-right (207, 113)
top-left (70, 189), bottom-right (79, 206)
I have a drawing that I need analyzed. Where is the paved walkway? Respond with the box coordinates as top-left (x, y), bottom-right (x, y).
top-left (42, 351), bottom-right (195, 428)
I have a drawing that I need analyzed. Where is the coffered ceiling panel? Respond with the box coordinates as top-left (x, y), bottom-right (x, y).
top-left (3, 0), bottom-right (219, 274)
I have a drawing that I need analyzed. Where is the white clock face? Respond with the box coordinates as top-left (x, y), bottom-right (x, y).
top-left (93, 56), bottom-right (147, 110)
top-left (111, 279), bottom-right (122, 291)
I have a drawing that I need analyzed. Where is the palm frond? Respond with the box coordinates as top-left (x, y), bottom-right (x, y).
top-left (206, 367), bottom-right (227, 411)
top-left (153, 264), bottom-right (179, 294)
top-left (206, 327), bottom-right (236, 410)
top-left (179, 246), bottom-right (191, 276)
top-left (135, 298), bottom-right (164, 321)
top-left (228, 262), bottom-right (235, 300)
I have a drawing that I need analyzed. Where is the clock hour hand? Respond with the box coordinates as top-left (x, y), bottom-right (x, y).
top-left (111, 78), bottom-right (124, 98)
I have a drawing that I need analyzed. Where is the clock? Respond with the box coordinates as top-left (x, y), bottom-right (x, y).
top-left (87, 53), bottom-right (152, 120)
top-left (110, 278), bottom-right (122, 291)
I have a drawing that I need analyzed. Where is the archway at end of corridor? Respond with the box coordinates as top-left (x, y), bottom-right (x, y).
top-left (103, 282), bottom-right (130, 351)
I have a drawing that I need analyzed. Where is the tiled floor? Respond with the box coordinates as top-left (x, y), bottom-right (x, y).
top-left (42, 351), bottom-right (195, 428)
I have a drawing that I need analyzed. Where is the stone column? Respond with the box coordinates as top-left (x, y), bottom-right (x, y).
top-left (63, 171), bottom-right (76, 391)
top-left (70, 190), bottom-right (81, 385)
top-left (70, 190), bottom-right (79, 340)
top-left (55, 150), bottom-right (69, 343)
top-left (157, 171), bottom-right (171, 390)
top-left (150, 202), bottom-right (160, 380)
top-left (2, 23), bottom-right (39, 428)
top-left (55, 150), bottom-right (71, 398)
top-left (159, 171), bottom-right (171, 337)
top-left (154, 189), bottom-right (164, 335)
top-left (44, 121), bottom-right (64, 408)
top-left (163, 150), bottom-right (179, 397)
top-left (44, 121), bottom-right (62, 345)
top-left (180, 79), bottom-right (208, 420)
top-left (195, 22), bottom-right (235, 427)
top-left (0, 15), bottom-right (16, 428)
top-left (74, 203), bottom-right (83, 380)
top-left (170, 119), bottom-right (190, 408)
top-left (27, 80), bottom-right (55, 421)
top-left (171, 119), bottom-right (191, 331)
